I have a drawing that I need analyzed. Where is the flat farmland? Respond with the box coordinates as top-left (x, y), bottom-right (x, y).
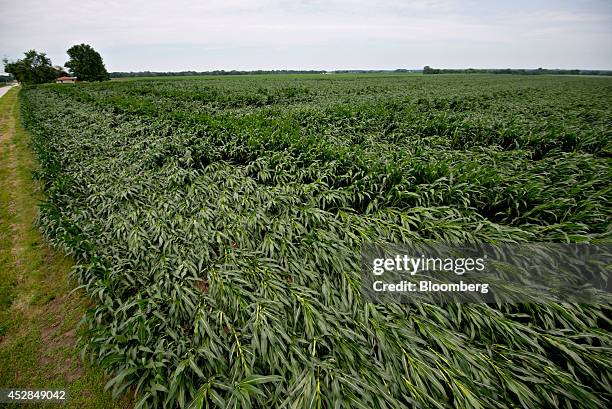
top-left (18, 74), bottom-right (612, 408)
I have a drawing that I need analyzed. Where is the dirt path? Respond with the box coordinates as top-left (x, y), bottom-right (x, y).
top-left (0, 85), bottom-right (16, 100)
top-left (0, 88), bottom-right (132, 408)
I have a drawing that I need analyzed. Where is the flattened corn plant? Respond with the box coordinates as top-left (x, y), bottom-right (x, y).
top-left (19, 74), bottom-right (612, 408)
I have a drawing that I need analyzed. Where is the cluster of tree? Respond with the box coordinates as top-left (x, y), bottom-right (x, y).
top-left (2, 44), bottom-right (110, 84)
top-left (2, 51), bottom-right (59, 84)
top-left (423, 66), bottom-right (612, 76)
top-left (64, 44), bottom-right (110, 81)
top-left (0, 75), bottom-right (13, 83)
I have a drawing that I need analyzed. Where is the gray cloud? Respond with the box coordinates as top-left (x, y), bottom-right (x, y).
top-left (1, 0), bottom-right (611, 72)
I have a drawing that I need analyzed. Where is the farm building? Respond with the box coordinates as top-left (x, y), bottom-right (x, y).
top-left (56, 76), bottom-right (77, 84)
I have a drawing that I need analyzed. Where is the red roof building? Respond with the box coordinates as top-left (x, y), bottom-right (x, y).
top-left (56, 76), bottom-right (77, 84)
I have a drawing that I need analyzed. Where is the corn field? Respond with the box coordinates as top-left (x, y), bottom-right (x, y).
top-left (20, 74), bottom-right (612, 408)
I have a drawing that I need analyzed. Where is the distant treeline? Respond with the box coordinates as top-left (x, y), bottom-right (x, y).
top-left (110, 70), bottom-right (326, 78)
top-left (110, 69), bottom-right (420, 78)
top-left (423, 66), bottom-right (612, 76)
top-left (332, 69), bottom-right (418, 74)
top-left (0, 75), bottom-right (13, 83)
top-left (19, 67), bottom-right (612, 80)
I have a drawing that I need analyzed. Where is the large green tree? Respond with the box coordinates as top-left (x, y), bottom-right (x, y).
top-left (65, 44), bottom-right (110, 81)
top-left (3, 50), bottom-right (59, 84)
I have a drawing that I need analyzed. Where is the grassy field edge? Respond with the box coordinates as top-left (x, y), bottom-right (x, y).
top-left (0, 87), bottom-right (132, 408)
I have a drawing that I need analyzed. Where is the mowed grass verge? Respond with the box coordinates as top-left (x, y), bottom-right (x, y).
top-left (0, 88), bottom-right (132, 408)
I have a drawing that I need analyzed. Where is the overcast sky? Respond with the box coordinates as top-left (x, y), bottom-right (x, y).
top-left (1, 0), bottom-right (611, 73)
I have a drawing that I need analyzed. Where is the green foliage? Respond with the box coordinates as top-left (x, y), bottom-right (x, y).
top-left (3, 50), bottom-right (59, 84)
top-left (20, 74), bottom-right (612, 408)
top-left (65, 44), bottom-right (110, 82)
